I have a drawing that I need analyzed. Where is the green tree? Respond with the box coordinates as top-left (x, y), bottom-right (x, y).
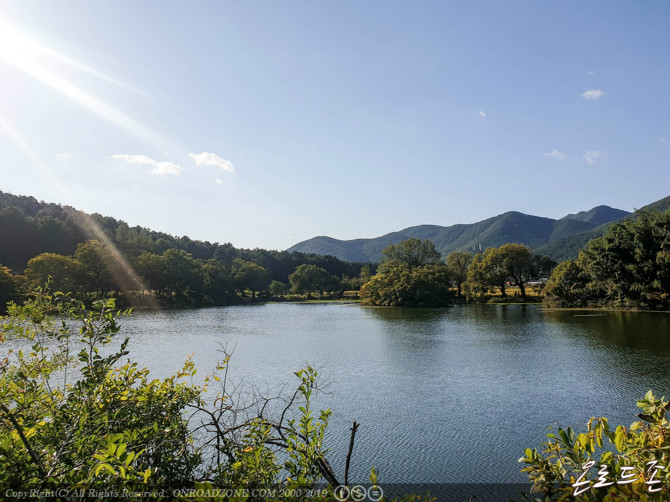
top-left (162, 248), bottom-right (201, 298)
top-left (543, 210), bottom-right (670, 309)
top-left (0, 264), bottom-right (20, 313)
top-left (288, 264), bottom-right (330, 299)
top-left (497, 243), bottom-right (535, 297)
top-left (446, 251), bottom-right (472, 298)
top-left (24, 253), bottom-right (86, 293)
top-left (543, 259), bottom-right (593, 307)
top-left (74, 240), bottom-right (115, 297)
top-left (269, 280), bottom-right (288, 297)
top-left (200, 259), bottom-right (235, 304)
top-left (135, 251), bottom-right (168, 294)
top-left (361, 261), bottom-right (452, 307)
top-left (478, 247), bottom-right (509, 297)
top-left (380, 237), bottom-right (442, 271)
top-left (232, 259), bottom-right (270, 299)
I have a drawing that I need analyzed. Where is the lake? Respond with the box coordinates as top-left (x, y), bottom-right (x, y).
top-left (117, 303), bottom-right (670, 490)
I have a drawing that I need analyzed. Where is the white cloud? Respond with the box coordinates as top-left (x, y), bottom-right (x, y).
top-left (659, 137), bottom-right (667, 143)
top-left (189, 152), bottom-right (234, 173)
top-left (478, 110), bottom-right (486, 118)
top-left (55, 152), bottom-right (73, 159)
top-left (580, 89), bottom-right (604, 100)
top-left (111, 154), bottom-right (183, 175)
top-left (215, 178), bottom-right (223, 185)
top-left (544, 149), bottom-right (568, 160)
top-left (587, 71), bottom-right (595, 76)
top-left (582, 150), bottom-right (607, 164)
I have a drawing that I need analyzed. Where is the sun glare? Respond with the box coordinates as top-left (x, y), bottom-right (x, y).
top-left (0, 18), bottom-right (164, 147)
top-left (0, 19), bottom-right (161, 308)
top-left (0, 113), bottom-right (158, 308)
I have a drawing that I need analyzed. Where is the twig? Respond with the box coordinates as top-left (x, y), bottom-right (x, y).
top-left (344, 421), bottom-right (359, 486)
top-left (0, 402), bottom-right (47, 479)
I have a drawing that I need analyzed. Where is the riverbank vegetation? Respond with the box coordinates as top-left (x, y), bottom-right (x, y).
top-left (360, 239), bottom-right (452, 307)
top-left (2, 189), bottom-right (669, 313)
top-left (1, 289), bottom-right (412, 500)
top-left (359, 239), bottom-right (553, 307)
top-left (543, 210), bottom-right (670, 310)
top-left (0, 192), bottom-right (369, 311)
top-left (520, 391), bottom-right (670, 501)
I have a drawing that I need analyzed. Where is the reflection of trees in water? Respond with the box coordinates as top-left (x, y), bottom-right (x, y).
top-left (361, 305), bottom-right (451, 324)
top-left (543, 310), bottom-right (670, 353)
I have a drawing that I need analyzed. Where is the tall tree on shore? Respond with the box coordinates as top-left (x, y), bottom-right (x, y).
top-left (24, 253), bottom-right (86, 293)
top-left (232, 259), bottom-right (270, 298)
top-left (544, 210), bottom-right (670, 309)
top-left (497, 244), bottom-right (535, 297)
top-left (74, 240), bottom-right (114, 297)
top-left (446, 251), bottom-right (472, 298)
top-left (289, 264), bottom-right (330, 299)
top-left (380, 238), bottom-right (441, 272)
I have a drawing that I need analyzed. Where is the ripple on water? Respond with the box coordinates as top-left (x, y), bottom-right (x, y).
top-left (27, 303), bottom-right (670, 484)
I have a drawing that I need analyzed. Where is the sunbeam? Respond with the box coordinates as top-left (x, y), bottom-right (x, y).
top-left (0, 114), bottom-right (159, 309)
top-left (0, 19), bottom-right (165, 147)
top-left (0, 18), bottom-right (145, 95)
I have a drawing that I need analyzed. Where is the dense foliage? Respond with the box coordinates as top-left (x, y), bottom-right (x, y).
top-left (361, 239), bottom-right (452, 307)
top-left (0, 191), bottom-right (367, 306)
top-left (445, 251), bottom-right (472, 298)
top-left (520, 391), bottom-right (670, 501)
top-left (464, 244), bottom-right (555, 299)
top-left (0, 289), bottom-right (380, 500)
top-left (288, 265), bottom-right (333, 299)
top-left (543, 210), bottom-right (670, 309)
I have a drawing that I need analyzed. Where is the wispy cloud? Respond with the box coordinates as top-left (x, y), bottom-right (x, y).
top-left (189, 152), bottom-right (234, 172)
top-left (478, 110), bottom-right (486, 118)
top-left (215, 178), bottom-right (223, 185)
top-left (582, 151), bottom-right (607, 164)
top-left (587, 70), bottom-right (595, 76)
top-left (659, 137), bottom-right (667, 143)
top-left (544, 150), bottom-right (567, 160)
top-left (111, 154), bottom-right (183, 175)
top-left (580, 89), bottom-right (604, 100)
top-left (54, 152), bottom-right (73, 160)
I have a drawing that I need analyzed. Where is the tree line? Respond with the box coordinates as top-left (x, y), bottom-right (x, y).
top-left (360, 238), bottom-right (555, 307)
top-left (0, 289), bottom-right (394, 499)
top-left (543, 209), bottom-right (670, 310)
top-left (0, 240), bottom-right (371, 310)
top-left (360, 208), bottom-right (670, 310)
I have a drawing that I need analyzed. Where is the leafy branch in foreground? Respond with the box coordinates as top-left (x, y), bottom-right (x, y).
top-left (520, 391), bottom-right (670, 501)
top-left (0, 287), bottom-right (382, 500)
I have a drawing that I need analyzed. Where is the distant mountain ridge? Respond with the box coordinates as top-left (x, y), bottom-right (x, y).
top-left (288, 197), bottom-right (670, 263)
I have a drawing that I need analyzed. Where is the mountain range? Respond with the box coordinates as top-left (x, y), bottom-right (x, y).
top-left (288, 196), bottom-right (670, 263)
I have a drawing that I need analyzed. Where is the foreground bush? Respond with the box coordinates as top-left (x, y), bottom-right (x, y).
top-left (520, 391), bottom-right (670, 501)
top-left (0, 288), bottom-right (359, 500)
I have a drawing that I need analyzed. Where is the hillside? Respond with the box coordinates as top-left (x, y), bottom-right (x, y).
top-left (0, 190), bottom-right (364, 282)
top-left (287, 200), bottom-right (670, 262)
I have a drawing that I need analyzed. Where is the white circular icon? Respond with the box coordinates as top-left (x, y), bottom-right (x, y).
top-left (333, 485), bottom-right (349, 501)
top-left (350, 485), bottom-right (367, 502)
top-left (367, 485), bottom-right (384, 502)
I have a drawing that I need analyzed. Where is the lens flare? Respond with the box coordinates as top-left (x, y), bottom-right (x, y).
top-left (0, 19), bottom-right (164, 147)
top-left (0, 114), bottom-right (159, 309)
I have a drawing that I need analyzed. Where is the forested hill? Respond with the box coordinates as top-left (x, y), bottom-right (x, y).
top-left (287, 203), bottom-right (658, 263)
top-left (0, 190), bottom-right (364, 281)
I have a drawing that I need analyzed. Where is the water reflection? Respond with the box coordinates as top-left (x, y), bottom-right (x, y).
top-left (87, 304), bottom-right (670, 484)
top-left (542, 310), bottom-right (670, 354)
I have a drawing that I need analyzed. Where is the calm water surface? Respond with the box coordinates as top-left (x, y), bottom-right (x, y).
top-left (118, 303), bottom-right (670, 484)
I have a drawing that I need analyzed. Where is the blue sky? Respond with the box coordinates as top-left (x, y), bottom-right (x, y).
top-left (0, 1), bottom-right (669, 250)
